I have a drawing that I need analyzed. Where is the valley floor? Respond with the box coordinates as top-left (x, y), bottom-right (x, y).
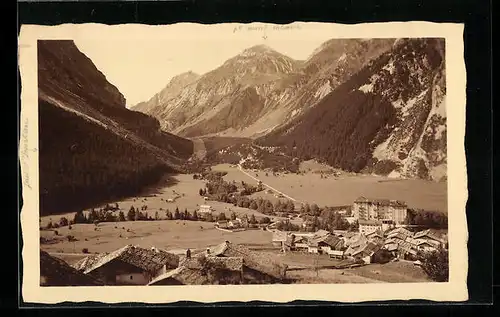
top-left (40, 163), bottom-right (443, 284)
top-left (212, 163), bottom-right (448, 212)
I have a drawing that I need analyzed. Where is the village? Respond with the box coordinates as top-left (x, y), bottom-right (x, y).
top-left (40, 185), bottom-right (449, 286)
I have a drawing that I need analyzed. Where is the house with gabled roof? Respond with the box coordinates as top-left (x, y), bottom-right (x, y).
top-left (413, 229), bottom-right (446, 248)
top-left (387, 227), bottom-right (414, 238)
top-left (350, 241), bottom-right (383, 264)
top-left (148, 256), bottom-right (243, 286)
top-left (407, 237), bottom-right (440, 253)
top-left (210, 241), bottom-right (289, 284)
top-left (272, 231), bottom-right (287, 247)
top-left (40, 251), bottom-right (103, 287)
top-left (359, 219), bottom-right (383, 235)
top-left (366, 229), bottom-right (385, 243)
top-left (73, 245), bottom-right (180, 285)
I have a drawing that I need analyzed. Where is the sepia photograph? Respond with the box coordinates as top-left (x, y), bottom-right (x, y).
top-left (19, 22), bottom-right (468, 303)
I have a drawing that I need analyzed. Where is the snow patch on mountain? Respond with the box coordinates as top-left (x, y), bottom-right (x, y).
top-left (382, 60), bottom-right (395, 74)
top-left (358, 83), bottom-right (374, 93)
top-left (314, 81), bottom-right (332, 99)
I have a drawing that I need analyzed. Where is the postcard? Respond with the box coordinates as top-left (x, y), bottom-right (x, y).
top-left (19, 21), bottom-right (468, 304)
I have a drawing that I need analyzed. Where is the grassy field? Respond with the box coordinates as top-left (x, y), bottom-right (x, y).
top-left (40, 173), bottom-right (288, 228)
top-left (212, 164), bottom-right (447, 212)
top-left (40, 219), bottom-right (274, 255)
top-left (272, 253), bottom-right (429, 283)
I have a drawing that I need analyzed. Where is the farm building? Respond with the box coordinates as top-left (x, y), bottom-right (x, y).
top-left (413, 229), bottom-right (446, 248)
top-left (407, 237), bottom-right (440, 252)
top-left (358, 219), bottom-right (383, 235)
top-left (228, 219), bottom-right (243, 228)
top-left (387, 227), bottom-right (414, 238)
top-left (272, 231), bottom-right (287, 248)
top-left (198, 205), bottom-right (214, 215)
top-left (210, 241), bottom-right (289, 284)
top-left (308, 233), bottom-right (344, 254)
top-left (352, 196), bottom-right (408, 225)
top-left (292, 235), bottom-right (309, 251)
top-left (73, 245), bottom-right (179, 285)
top-left (40, 251), bottom-right (103, 286)
top-left (346, 241), bottom-right (383, 264)
top-left (365, 229), bottom-right (385, 243)
top-left (395, 241), bottom-right (418, 259)
top-left (327, 249), bottom-right (345, 259)
top-left (148, 256), bottom-right (243, 285)
top-left (216, 220), bottom-right (229, 229)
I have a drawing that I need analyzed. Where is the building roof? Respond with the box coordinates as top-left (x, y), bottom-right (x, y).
top-left (40, 251), bottom-right (103, 286)
top-left (387, 232), bottom-right (409, 241)
top-left (396, 241), bottom-right (418, 255)
top-left (148, 255), bottom-right (244, 286)
top-left (351, 241), bottom-right (382, 258)
top-left (188, 256), bottom-right (243, 271)
top-left (354, 196), bottom-right (407, 207)
top-left (320, 235), bottom-right (344, 250)
top-left (314, 229), bottom-right (331, 237)
top-left (77, 245), bottom-right (180, 275)
top-left (385, 243), bottom-right (398, 251)
top-left (344, 233), bottom-right (368, 247)
top-left (148, 266), bottom-right (205, 285)
top-left (387, 227), bottom-right (414, 237)
top-left (366, 229), bottom-right (384, 238)
top-left (358, 219), bottom-right (382, 226)
top-left (413, 229), bottom-right (444, 243)
top-left (210, 241), bottom-right (287, 279)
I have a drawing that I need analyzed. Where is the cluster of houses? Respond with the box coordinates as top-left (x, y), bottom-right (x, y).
top-left (271, 226), bottom-right (447, 265)
top-left (40, 241), bottom-right (289, 287)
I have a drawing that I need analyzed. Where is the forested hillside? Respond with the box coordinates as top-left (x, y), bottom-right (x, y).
top-left (257, 38), bottom-right (446, 180)
top-left (37, 40), bottom-right (193, 215)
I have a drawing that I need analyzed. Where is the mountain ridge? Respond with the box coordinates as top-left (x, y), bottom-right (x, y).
top-left (38, 40), bottom-right (193, 215)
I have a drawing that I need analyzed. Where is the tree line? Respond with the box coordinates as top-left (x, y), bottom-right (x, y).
top-left (405, 208), bottom-right (448, 229)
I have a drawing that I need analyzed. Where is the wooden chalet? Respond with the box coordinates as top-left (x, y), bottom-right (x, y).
top-left (148, 256), bottom-right (243, 285)
top-left (40, 251), bottom-right (103, 287)
top-left (73, 245), bottom-right (179, 285)
top-left (209, 241), bottom-right (289, 284)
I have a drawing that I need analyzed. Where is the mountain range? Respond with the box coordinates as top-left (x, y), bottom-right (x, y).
top-left (38, 40), bottom-right (193, 215)
top-left (133, 38), bottom-right (446, 181)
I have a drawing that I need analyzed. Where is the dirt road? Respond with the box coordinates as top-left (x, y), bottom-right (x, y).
top-left (237, 164), bottom-right (303, 204)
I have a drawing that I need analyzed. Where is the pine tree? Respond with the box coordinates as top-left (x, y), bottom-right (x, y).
top-left (166, 211), bottom-right (173, 220)
top-left (206, 213), bottom-right (214, 222)
top-left (311, 203), bottom-right (320, 216)
top-left (59, 217), bottom-right (69, 227)
top-left (174, 207), bottom-right (181, 220)
top-left (73, 210), bottom-right (87, 224)
top-left (118, 211), bottom-right (126, 222)
top-left (184, 208), bottom-right (189, 220)
top-left (154, 211), bottom-right (159, 220)
top-left (192, 210), bottom-right (198, 221)
top-left (127, 206), bottom-right (136, 221)
top-left (249, 214), bottom-right (257, 224)
top-left (304, 203), bottom-right (311, 215)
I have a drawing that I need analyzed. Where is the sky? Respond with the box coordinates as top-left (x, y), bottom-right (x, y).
top-left (72, 22), bottom-right (338, 107)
